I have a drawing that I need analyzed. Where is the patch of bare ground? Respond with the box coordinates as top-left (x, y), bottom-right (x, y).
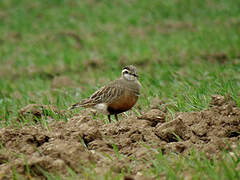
top-left (17, 104), bottom-right (65, 123)
top-left (0, 58), bottom-right (85, 81)
top-left (201, 52), bottom-right (229, 64)
top-left (128, 21), bottom-right (196, 38)
top-left (83, 59), bottom-right (104, 69)
top-left (118, 56), bottom-right (162, 68)
top-left (51, 75), bottom-right (75, 89)
top-left (155, 21), bottom-right (196, 34)
top-left (57, 31), bottom-right (84, 49)
top-left (215, 18), bottom-right (240, 27)
top-left (0, 95), bottom-right (240, 179)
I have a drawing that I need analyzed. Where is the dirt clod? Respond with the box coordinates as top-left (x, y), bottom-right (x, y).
top-left (138, 109), bottom-right (165, 126)
top-left (155, 117), bottom-right (189, 142)
top-left (18, 104), bottom-right (61, 122)
top-left (0, 95), bottom-right (240, 178)
top-left (202, 53), bottom-right (229, 64)
top-left (51, 75), bottom-right (75, 89)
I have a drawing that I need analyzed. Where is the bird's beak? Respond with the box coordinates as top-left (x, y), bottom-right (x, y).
top-left (133, 73), bottom-right (138, 78)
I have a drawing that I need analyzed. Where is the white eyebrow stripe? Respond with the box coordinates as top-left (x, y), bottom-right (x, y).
top-left (122, 69), bottom-right (129, 73)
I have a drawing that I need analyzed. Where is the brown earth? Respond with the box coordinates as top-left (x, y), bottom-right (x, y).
top-left (201, 52), bottom-right (229, 64)
top-left (0, 95), bottom-right (239, 179)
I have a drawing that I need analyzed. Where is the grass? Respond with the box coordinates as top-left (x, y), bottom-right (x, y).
top-left (0, 0), bottom-right (240, 179)
top-left (149, 149), bottom-right (240, 180)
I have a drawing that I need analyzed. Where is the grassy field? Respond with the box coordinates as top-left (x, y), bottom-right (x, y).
top-left (0, 0), bottom-right (240, 179)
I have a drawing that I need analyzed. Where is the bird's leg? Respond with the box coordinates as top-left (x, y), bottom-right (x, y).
top-left (114, 114), bottom-right (118, 121)
top-left (108, 115), bottom-right (111, 123)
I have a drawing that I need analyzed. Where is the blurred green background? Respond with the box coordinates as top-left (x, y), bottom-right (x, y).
top-left (0, 0), bottom-right (240, 123)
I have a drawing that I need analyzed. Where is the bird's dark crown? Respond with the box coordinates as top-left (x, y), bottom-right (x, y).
top-left (122, 65), bottom-right (138, 77)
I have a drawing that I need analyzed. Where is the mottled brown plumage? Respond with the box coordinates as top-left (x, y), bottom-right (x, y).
top-left (69, 65), bottom-right (141, 122)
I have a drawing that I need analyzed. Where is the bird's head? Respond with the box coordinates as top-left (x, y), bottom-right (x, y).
top-left (122, 65), bottom-right (138, 81)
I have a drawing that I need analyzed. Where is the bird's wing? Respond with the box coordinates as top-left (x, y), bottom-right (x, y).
top-left (69, 81), bottom-right (124, 110)
top-left (89, 83), bottom-right (124, 104)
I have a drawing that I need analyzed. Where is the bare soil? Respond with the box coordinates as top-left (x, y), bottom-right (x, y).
top-left (201, 52), bottom-right (229, 64)
top-left (0, 95), bottom-right (239, 179)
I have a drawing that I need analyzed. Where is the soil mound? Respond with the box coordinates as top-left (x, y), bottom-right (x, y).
top-left (0, 95), bottom-right (239, 179)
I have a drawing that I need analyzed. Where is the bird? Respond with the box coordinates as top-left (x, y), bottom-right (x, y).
top-left (68, 65), bottom-right (141, 122)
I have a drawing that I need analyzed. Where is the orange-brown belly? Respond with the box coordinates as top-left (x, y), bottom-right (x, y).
top-left (107, 91), bottom-right (138, 114)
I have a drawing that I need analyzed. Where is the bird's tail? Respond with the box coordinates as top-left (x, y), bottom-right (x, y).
top-left (68, 102), bottom-right (82, 110)
top-left (68, 99), bottom-right (95, 110)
